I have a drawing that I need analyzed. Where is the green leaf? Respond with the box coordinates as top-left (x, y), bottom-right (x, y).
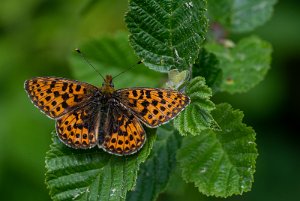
top-left (174, 76), bottom-right (218, 136)
top-left (177, 103), bottom-right (258, 197)
top-left (69, 32), bottom-right (163, 88)
top-left (208, 0), bottom-right (277, 33)
top-left (192, 48), bottom-right (223, 93)
top-left (206, 36), bottom-right (272, 94)
top-left (126, 0), bottom-right (208, 72)
top-left (45, 130), bottom-right (156, 201)
top-left (127, 125), bottom-right (180, 201)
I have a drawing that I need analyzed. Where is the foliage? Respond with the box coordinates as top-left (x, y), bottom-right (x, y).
top-left (126, 0), bottom-right (207, 72)
top-left (126, 125), bottom-right (180, 201)
top-left (192, 48), bottom-right (222, 93)
top-left (207, 0), bottom-right (278, 33)
top-left (173, 76), bottom-right (219, 135)
top-left (177, 103), bottom-right (257, 197)
top-left (44, 0), bottom-right (276, 200)
top-left (46, 130), bottom-right (156, 201)
top-left (205, 36), bottom-right (272, 93)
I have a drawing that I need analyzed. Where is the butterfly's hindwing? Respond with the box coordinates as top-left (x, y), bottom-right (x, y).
top-left (101, 102), bottom-right (146, 156)
top-left (56, 102), bottom-right (100, 149)
top-left (24, 77), bottom-right (98, 119)
top-left (116, 88), bottom-right (190, 128)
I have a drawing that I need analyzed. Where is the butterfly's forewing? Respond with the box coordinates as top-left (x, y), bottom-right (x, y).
top-left (116, 88), bottom-right (190, 128)
top-left (24, 77), bottom-right (98, 119)
top-left (56, 103), bottom-right (100, 149)
top-left (101, 103), bottom-right (146, 155)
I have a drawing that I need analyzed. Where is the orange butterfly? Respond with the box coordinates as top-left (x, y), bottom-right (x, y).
top-left (25, 75), bottom-right (190, 156)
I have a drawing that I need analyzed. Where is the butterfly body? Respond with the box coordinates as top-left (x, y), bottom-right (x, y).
top-left (25, 75), bottom-right (190, 156)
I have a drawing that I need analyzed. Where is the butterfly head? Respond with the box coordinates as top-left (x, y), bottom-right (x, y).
top-left (100, 75), bottom-right (115, 94)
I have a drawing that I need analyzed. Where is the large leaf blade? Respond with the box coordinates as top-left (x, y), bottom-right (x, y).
top-left (126, 0), bottom-right (208, 72)
top-left (177, 103), bottom-right (258, 197)
top-left (46, 131), bottom-right (156, 201)
top-left (206, 36), bottom-right (272, 94)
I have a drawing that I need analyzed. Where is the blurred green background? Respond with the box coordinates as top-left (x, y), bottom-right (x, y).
top-left (0, 0), bottom-right (299, 200)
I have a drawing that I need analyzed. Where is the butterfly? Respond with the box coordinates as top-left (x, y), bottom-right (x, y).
top-left (24, 75), bottom-right (190, 156)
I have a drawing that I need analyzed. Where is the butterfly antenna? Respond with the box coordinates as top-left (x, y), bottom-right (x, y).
top-left (75, 48), bottom-right (105, 80)
top-left (112, 60), bottom-right (143, 80)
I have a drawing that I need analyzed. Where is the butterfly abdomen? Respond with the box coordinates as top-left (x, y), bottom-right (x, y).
top-left (97, 101), bottom-right (110, 145)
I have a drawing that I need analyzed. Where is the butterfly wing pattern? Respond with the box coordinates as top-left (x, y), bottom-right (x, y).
top-left (25, 75), bottom-right (190, 156)
top-left (25, 77), bottom-right (102, 149)
top-left (116, 88), bottom-right (190, 127)
top-left (55, 103), bottom-right (100, 149)
top-left (101, 104), bottom-right (146, 155)
top-left (25, 77), bottom-right (98, 119)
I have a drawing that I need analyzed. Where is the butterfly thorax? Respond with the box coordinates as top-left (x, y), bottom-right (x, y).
top-left (100, 75), bottom-right (115, 95)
